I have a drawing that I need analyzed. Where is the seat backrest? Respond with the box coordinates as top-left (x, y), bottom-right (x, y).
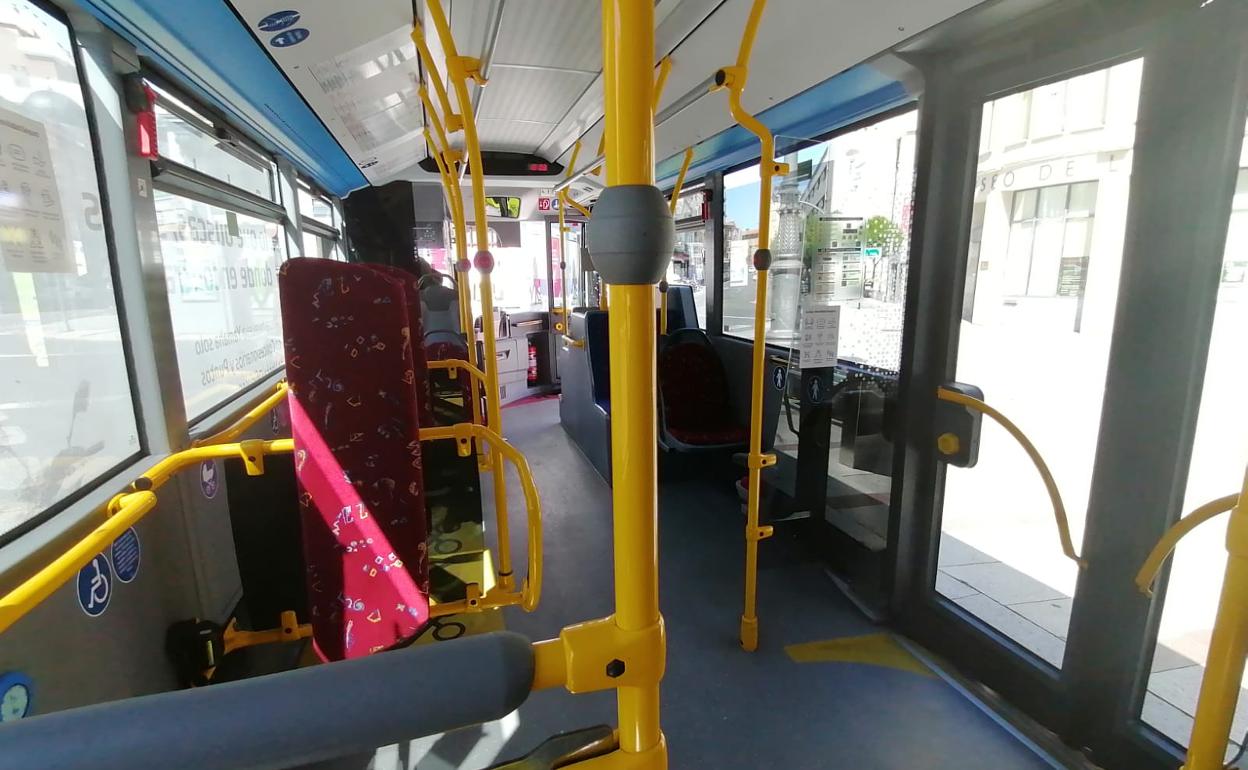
top-left (658, 328), bottom-right (734, 434)
top-left (363, 263), bottom-right (433, 427)
top-left (279, 258), bottom-right (430, 661)
top-left (585, 310), bottom-right (610, 410)
top-left (664, 284), bottom-right (698, 332)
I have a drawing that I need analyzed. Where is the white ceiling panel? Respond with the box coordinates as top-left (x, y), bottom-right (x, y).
top-left (491, 0), bottom-right (601, 72)
top-left (549, 0), bottom-right (989, 176)
top-left (477, 119), bottom-right (559, 154)
top-left (227, 0), bottom-right (422, 185)
top-left (477, 65), bottom-right (595, 125)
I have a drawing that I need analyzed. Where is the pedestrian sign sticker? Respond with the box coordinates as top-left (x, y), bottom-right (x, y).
top-left (76, 554), bottom-right (112, 618)
top-left (772, 365), bottom-right (786, 391)
top-left (111, 528), bottom-right (141, 584)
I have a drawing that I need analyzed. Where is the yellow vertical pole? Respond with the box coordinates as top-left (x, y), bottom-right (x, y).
top-left (719, 0), bottom-right (779, 652)
top-left (600, 0), bottom-right (665, 758)
top-left (421, 106), bottom-right (482, 430)
top-left (425, 0), bottom-right (513, 591)
top-left (558, 142), bottom-right (582, 328)
top-left (1184, 466), bottom-right (1248, 770)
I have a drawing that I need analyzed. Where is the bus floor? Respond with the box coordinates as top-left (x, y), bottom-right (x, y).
top-left (312, 398), bottom-right (1064, 770)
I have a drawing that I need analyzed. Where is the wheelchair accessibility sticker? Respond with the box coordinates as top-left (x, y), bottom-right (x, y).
top-left (77, 554), bottom-right (112, 618)
top-left (200, 460), bottom-right (219, 499)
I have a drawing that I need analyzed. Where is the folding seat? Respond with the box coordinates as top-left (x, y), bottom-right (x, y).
top-left (278, 259), bottom-right (431, 661)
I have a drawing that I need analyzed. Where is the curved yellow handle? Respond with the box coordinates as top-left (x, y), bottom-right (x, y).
top-left (419, 423), bottom-right (543, 613)
top-left (936, 387), bottom-right (1085, 568)
top-left (426, 358), bottom-right (489, 387)
top-left (1135, 494), bottom-right (1239, 596)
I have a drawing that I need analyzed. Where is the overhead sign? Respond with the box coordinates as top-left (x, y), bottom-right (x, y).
top-left (227, 1), bottom-right (425, 185)
top-left (76, 554), bottom-right (112, 618)
top-left (257, 9), bottom-right (301, 32)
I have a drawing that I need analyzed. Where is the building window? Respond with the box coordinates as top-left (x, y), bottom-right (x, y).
top-left (720, 109), bottom-right (918, 370)
top-left (154, 192), bottom-right (284, 420)
top-left (0, 0), bottom-right (140, 540)
top-left (1002, 181), bottom-right (1097, 298)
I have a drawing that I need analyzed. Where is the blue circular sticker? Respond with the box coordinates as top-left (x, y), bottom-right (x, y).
top-left (0, 672), bottom-right (33, 722)
top-left (76, 554), bottom-right (112, 618)
top-left (771, 365), bottom-right (786, 391)
top-left (257, 9), bottom-right (300, 32)
top-left (270, 28), bottom-right (309, 48)
top-left (200, 460), bottom-right (219, 499)
top-left (111, 528), bottom-right (141, 584)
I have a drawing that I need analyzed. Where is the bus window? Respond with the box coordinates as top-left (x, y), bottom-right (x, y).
top-left (0, 0), bottom-right (140, 540)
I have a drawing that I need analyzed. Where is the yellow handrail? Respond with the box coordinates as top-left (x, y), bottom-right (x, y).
top-left (1136, 493), bottom-right (1239, 596)
top-left (191, 380), bottom-right (288, 447)
top-left (0, 439), bottom-right (294, 635)
top-left (426, 358), bottom-right (489, 388)
top-left (669, 147), bottom-right (694, 215)
top-left (1141, 466), bottom-right (1248, 770)
top-left (653, 56), bottom-right (672, 112)
top-left (557, 141), bottom-right (582, 328)
top-left (716, 0), bottom-right (784, 653)
top-left (419, 423), bottom-right (542, 613)
top-left (936, 387), bottom-right (1085, 568)
top-left (565, 196), bottom-right (592, 219)
top-left (422, 0), bottom-right (515, 594)
top-left (420, 89), bottom-right (484, 434)
top-left (561, 334), bottom-right (586, 349)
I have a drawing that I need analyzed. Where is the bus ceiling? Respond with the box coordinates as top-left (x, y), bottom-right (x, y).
top-left (76, 0), bottom-right (995, 197)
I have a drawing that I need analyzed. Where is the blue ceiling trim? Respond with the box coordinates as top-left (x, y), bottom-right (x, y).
top-left (656, 63), bottom-right (914, 188)
top-left (76, 0), bottom-right (367, 197)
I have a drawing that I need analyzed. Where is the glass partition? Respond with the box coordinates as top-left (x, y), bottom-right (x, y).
top-left (0, 0), bottom-right (141, 540)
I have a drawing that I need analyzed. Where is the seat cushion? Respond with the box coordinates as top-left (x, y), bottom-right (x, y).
top-left (658, 338), bottom-right (748, 447)
top-left (279, 259), bottom-right (430, 661)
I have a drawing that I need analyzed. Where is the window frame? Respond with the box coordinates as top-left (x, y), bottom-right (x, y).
top-left (0, 0), bottom-right (146, 547)
top-left (712, 102), bottom-right (920, 351)
top-left (143, 74), bottom-right (294, 428)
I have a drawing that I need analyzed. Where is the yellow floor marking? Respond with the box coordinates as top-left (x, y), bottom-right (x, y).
top-left (785, 633), bottom-right (934, 677)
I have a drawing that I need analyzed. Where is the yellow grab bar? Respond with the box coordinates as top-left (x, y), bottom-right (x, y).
top-left (191, 380), bottom-right (288, 447)
top-left (421, 0), bottom-right (515, 593)
top-left (561, 334), bottom-right (585, 349)
top-left (565, 196), bottom-right (592, 219)
top-left (1136, 493), bottom-right (1240, 596)
top-left (420, 87), bottom-right (484, 433)
top-left (652, 56), bottom-right (672, 111)
top-left (0, 439), bottom-right (294, 635)
top-left (669, 147), bottom-right (694, 215)
top-left (419, 423), bottom-right (542, 613)
top-left (715, 0), bottom-right (783, 653)
top-left (936, 386), bottom-right (1085, 568)
top-left (426, 358), bottom-right (489, 388)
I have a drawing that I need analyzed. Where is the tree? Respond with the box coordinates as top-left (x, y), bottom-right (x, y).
top-left (860, 215), bottom-right (904, 292)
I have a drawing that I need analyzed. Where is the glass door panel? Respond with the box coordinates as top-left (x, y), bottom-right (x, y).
top-left (936, 59), bottom-right (1144, 667)
top-left (1141, 126), bottom-right (1248, 754)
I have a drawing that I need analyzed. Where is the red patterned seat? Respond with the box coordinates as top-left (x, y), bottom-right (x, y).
top-left (279, 259), bottom-right (430, 661)
top-left (658, 330), bottom-right (749, 449)
top-left (362, 264), bottom-right (433, 428)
